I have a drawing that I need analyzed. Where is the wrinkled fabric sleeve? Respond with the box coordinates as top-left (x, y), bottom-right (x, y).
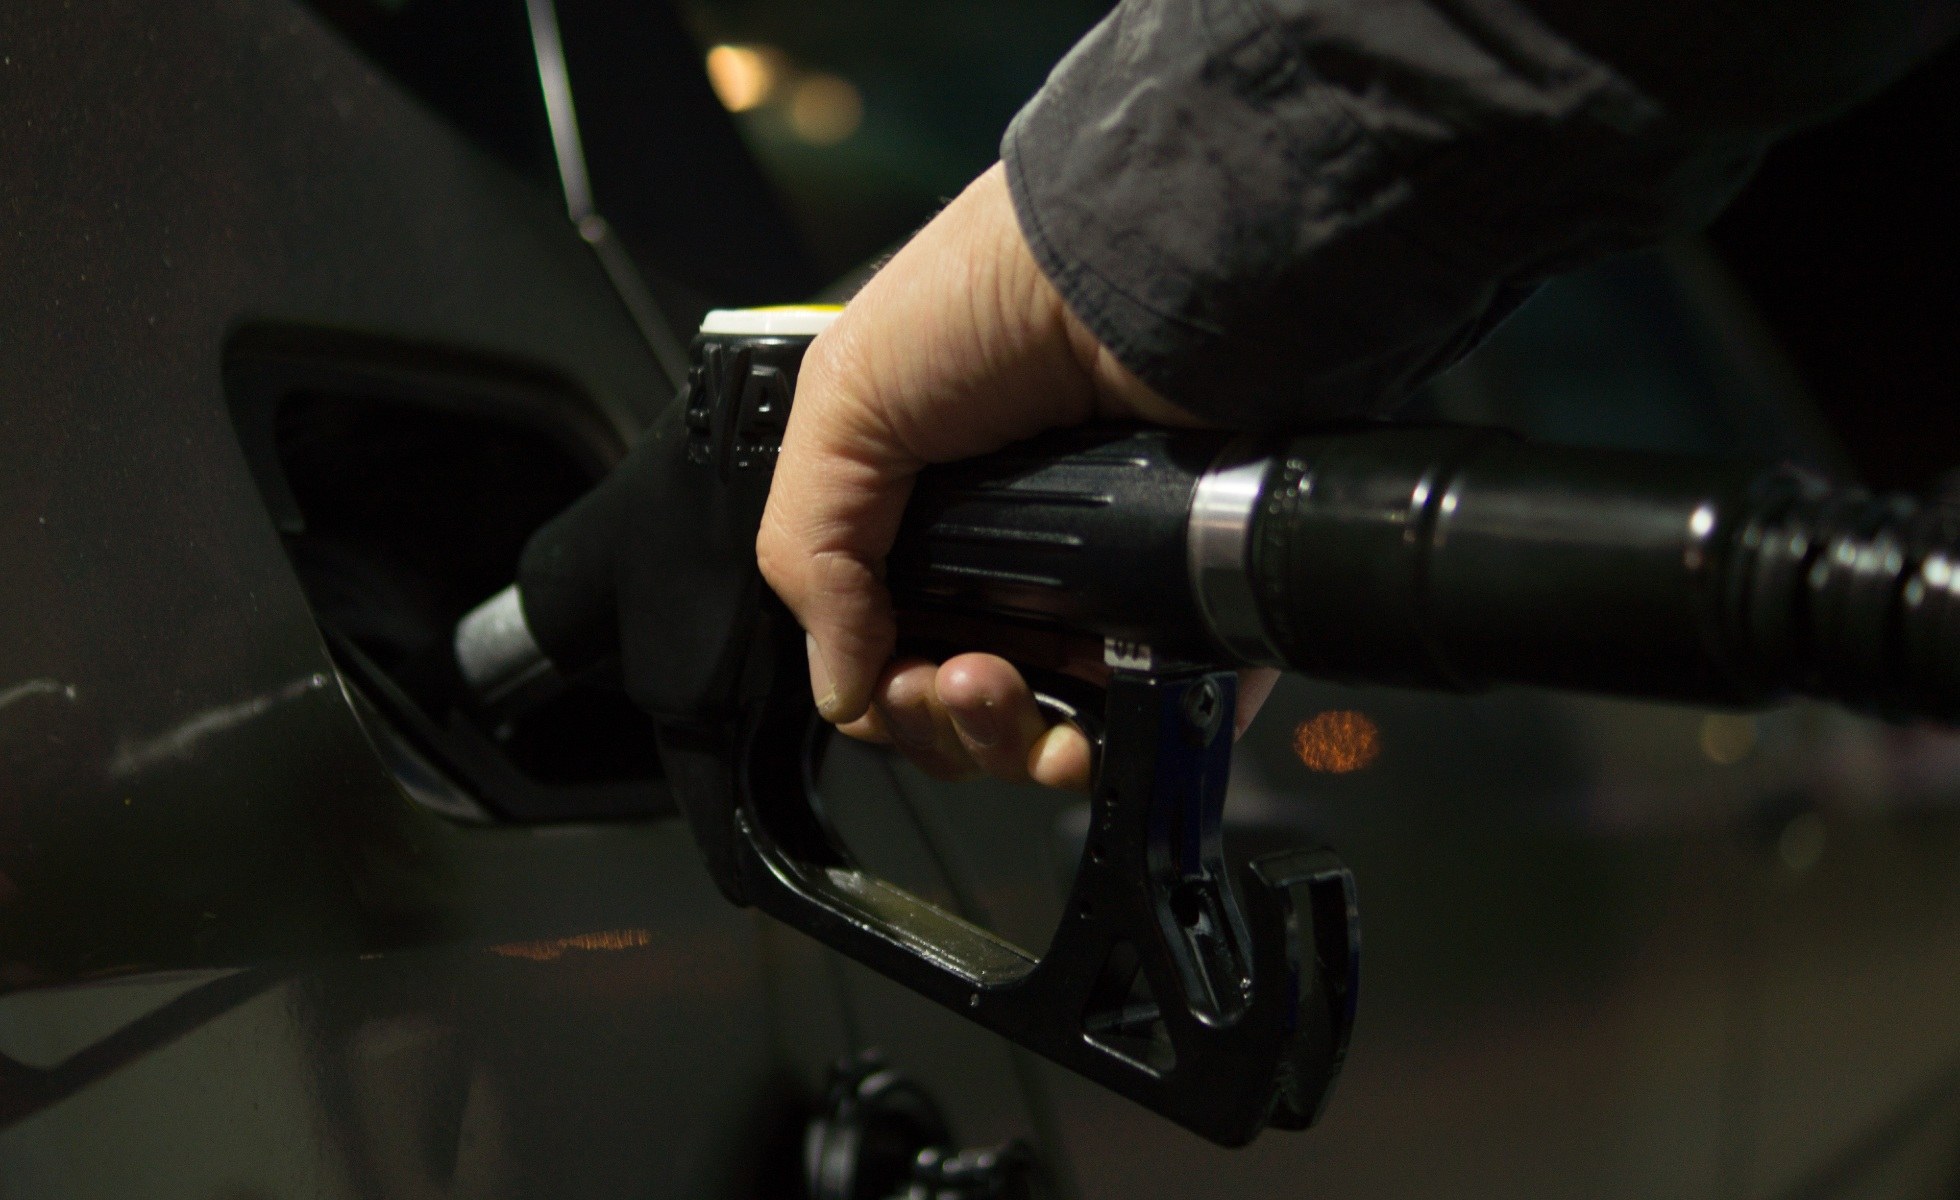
top-left (1002, 0), bottom-right (1958, 427)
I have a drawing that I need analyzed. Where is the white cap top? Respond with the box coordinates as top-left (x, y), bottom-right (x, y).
top-left (699, 305), bottom-right (843, 338)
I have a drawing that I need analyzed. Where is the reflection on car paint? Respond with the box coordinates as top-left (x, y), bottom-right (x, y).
top-left (488, 928), bottom-right (654, 962)
top-left (107, 673), bottom-right (331, 779)
top-left (0, 679), bottom-right (78, 713)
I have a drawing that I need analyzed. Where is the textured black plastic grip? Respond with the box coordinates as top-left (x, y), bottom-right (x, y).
top-left (889, 427), bottom-right (1228, 661)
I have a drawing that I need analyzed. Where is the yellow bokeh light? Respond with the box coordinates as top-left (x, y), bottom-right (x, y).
top-left (1698, 714), bottom-right (1757, 765)
top-left (789, 73), bottom-right (863, 145)
top-left (705, 44), bottom-right (779, 113)
top-left (1292, 711), bottom-right (1382, 774)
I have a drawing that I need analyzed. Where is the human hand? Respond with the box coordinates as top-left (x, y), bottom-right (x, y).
top-left (756, 163), bottom-right (1278, 791)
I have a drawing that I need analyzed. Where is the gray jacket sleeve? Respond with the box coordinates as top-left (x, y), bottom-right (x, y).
top-left (1002, 0), bottom-right (1958, 427)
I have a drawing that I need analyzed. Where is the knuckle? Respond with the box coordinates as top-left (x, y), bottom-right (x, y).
top-left (801, 321), bottom-right (868, 392)
top-left (753, 521), bottom-right (796, 594)
top-left (793, 335), bottom-right (866, 426)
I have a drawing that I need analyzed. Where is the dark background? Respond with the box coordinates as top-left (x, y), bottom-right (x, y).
top-left (1709, 46), bottom-right (1960, 493)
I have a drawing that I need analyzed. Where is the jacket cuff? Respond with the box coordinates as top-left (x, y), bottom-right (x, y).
top-left (1001, 0), bottom-right (1765, 428)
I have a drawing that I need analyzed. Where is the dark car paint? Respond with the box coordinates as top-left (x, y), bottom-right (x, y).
top-left (6, 2), bottom-right (1960, 1198)
top-left (0, 0), bottom-right (679, 981)
top-left (0, 1), bottom-right (793, 1191)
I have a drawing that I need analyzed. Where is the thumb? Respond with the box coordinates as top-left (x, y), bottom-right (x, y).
top-left (755, 334), bottom-right (915, 724)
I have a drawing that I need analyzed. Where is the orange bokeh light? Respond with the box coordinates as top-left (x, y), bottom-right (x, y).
top-left (1292, 711), bottom-right (1381, 773)
top-left (705, 44), bottom-right (781, 113)
top-left (789, 73), bottom-right (863, 145)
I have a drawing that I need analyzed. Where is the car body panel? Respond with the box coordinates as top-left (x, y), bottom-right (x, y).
top-left (0, 3), bottom-right (854, 1194)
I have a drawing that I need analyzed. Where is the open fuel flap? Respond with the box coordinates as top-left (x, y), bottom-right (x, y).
top-left (225, 325), bottom-right (674, 822)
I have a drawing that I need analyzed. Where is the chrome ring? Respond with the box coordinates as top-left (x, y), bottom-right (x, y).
top-left (1187, 438), bottom-right (1283, 666)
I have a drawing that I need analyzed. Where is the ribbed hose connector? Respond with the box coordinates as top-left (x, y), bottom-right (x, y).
top-left (1724, 475), bottom-right (1960, 721)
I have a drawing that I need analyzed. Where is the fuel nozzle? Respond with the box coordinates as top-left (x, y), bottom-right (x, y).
top-left (442, 306), bottom-right (1960, 1148)
top-left (458, 308), bottom-right (1960, 726)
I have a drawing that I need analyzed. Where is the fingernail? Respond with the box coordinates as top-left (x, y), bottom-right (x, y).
top-left (948, 699), bottom-right (1000, 749)
top-left (1029, 726), bottom-right (1086, 790)
top-left (806, 633), bottom-right (841, 720)
top-left (882, 697), bottom-right (935, 751)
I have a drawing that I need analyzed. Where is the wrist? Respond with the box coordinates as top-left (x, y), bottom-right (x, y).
top-left (972, 163), bottom-right (1203, 429)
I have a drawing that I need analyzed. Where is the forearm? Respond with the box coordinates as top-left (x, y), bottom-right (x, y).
top-left (1003, 0), bottom-right (1958, 427)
